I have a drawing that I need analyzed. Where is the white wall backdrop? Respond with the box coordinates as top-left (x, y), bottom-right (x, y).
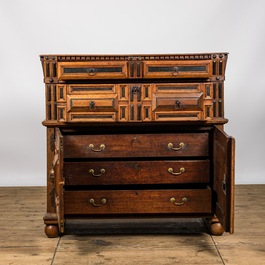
top-left (0, 0), bottom-right (264, 186)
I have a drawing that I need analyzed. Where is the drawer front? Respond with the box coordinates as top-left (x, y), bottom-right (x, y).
top-left (64, 160), bottom-right (210, 186)
top-left (66, 94), bottom-right (118, 122)
top-left (64, 189), bottom-right (212, 215)
top-left (63, 133), bottom-right (209, 158)
top-left (152, 83), bottom-right (205, 121)
top-left (153, 93), bottom-right (203, 112)
top-left (67, 95), bottom-right (118, 112)
top-left (143, 60), bottom-right (212, 79)
top-left (58, 61), bottom-right (128, 80)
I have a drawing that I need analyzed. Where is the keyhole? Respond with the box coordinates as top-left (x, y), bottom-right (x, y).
top-left (89, 101), bottom-right (95, 110)
top-left (132, 137), bottom-right (138, 143)
top-left (175, 100), bottom-right (181, 109)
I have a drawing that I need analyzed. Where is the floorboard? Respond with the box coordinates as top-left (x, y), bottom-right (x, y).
top-left (0, 185), bottom-right (264, 265)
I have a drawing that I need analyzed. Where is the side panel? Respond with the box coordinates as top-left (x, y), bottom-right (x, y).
top-left (213, 127), bottom-right (235, 233)
top-left (54, 128), bottom-right (65, 234)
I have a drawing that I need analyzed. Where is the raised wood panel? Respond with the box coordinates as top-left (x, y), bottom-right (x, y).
top-left (154, 111), bottom-right (202, 121)
top-left (56, 85), bottom-right (66, 102)
top-left (152, 93), bottom-right (203, 111)
top-left (67, 112), bottom-right (116, 123)
top-left (213, 127), bottom-right (235, 233)
top-left (66, 94), bottom-right (118, 122)
top-left (66, 95), bottom-right (118, 113)
top-left (58, 61), bottom-right (128, 80)
top-left (143, 60), bottom-right (212, 79)
top-left (68, 84), bottom-right (116, 94)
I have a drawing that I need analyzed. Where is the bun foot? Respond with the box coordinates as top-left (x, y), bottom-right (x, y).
top-left (45, 225), bottom-right (59, 238)
top-left (210, 221), bottom-right (224, 236)
top-left (205, 216), bottom-right (225, 236)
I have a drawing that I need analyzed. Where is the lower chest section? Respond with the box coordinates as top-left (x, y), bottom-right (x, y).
top-left (61, 126), bottom-right (213, 217)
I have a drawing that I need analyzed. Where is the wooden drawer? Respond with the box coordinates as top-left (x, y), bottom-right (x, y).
top-left (66, 94), bottom-right (118, 122)
top-left (64, 160), bottom-right (210, 186)
top-left (64, 188), bottom-right (212, 215)
top-left (143, 60), bottom-right (212, 79)
top-left (63, 133), bottom-right (209, 158)
top-left (58, 61), bottom-right (128, 80)
top-left (152, 83), bottom-right (205, 121)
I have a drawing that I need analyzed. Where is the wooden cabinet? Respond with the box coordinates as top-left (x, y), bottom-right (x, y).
top-left (40, 53), bottom-right (235, 237)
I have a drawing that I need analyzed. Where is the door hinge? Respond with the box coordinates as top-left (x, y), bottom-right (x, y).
top-left (60, 220), bottom-right (65, 233)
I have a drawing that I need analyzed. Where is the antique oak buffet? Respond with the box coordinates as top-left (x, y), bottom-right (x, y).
top-left (40, 53), bottom-right (235, 237)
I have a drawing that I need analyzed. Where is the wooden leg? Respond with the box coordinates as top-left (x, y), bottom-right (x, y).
top-left (205, 216), bottom-right (225, 236)
top-left (45, 225), bottom-right (59, 238)
top-left (44, 212), bottom-right (60, 238)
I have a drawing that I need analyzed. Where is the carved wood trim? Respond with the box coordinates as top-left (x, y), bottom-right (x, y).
top-left (40, 53), bottom-right (228, 62)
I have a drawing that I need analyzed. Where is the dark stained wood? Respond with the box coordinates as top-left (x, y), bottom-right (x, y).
top-left (64, 160), bottom-right (210, 186)
top-left (64, 189), bottom-right (212, 215)
top-left (63, 133), bottom-right (209, 158)
top-left (213, 127), bottom-right (235, 233)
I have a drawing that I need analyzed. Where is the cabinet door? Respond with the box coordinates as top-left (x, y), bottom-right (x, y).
top-left (213, 127), bottom-right (235, 233)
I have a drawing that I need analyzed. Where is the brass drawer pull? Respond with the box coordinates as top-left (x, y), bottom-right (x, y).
top-left (168, 167), bottom-right (185, 175)
top-left (88, 144), bottom-right (105, 152)
top-left (89, 168), bottom-right (105, 177)
top-left (172, 66), bottom-right (179, 76)
top-left (168, 142), bottom-right (185, 151)
top-left (89, 198), bottom-right (107, 207)
top-left (170, 197), bottom-right (188, 206)
top-left (87, 68), bottom-right (96, 76)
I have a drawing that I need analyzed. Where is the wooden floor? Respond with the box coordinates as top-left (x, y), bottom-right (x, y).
top-left (0, 185), bottom-right (264, 265)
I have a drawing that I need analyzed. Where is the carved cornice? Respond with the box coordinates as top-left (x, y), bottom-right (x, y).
top-left (40, 53), bottom-right (228, 62)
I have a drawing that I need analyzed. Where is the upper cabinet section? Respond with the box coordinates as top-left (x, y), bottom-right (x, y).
top-left (40, 53), bottom-right (228, 83)
top-left (40, 53), bottom-right (228, 125)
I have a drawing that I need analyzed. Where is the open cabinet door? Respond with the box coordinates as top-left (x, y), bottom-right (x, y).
top-left (213, 126), bottom-right (235, 233)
